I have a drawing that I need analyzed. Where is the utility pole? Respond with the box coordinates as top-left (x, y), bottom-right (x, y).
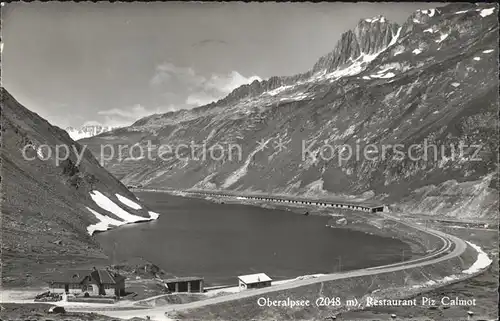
top-left (338, 256), bottom-right (342, 272)
top-left (113, 241), bottom-right (119, 272)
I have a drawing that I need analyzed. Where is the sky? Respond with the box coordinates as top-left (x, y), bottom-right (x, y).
top-left (2, 2), bottom-right (436, 129)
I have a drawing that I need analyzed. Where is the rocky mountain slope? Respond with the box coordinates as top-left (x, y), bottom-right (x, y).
top-left (0, 88), bottom-right (159, 286)
top-left (65, 125), bottom-right (118, 141)
top-left (81, 3), bottom-right (498, 220)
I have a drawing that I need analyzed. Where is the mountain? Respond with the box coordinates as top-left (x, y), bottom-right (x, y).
top-left (65, 124), bottom-right (117, 141)
top-left (80, 3), bottom-right (499, 220)
top-left (0, 88), bottom-right (159, 286)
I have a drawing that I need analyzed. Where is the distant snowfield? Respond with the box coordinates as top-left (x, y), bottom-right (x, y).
top-left (86, 190), bottom-right (160, 235)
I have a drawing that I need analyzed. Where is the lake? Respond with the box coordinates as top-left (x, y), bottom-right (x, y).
top-left (95, 191), bottom-right (410, 286)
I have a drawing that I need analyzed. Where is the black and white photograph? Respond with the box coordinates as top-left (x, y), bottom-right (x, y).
top-left (0, 2), bottom-right (498, 321)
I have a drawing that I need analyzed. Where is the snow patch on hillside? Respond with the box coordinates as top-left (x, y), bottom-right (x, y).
top-left (473, 57), bottom-right (481, 61)
top-left (371, 72), bottom-right (396, 79)
top-left (478, 7), bottom-right (495, 17)
top-left (324, 57), bottom-right (367, 80)
top-left (86, 191), bottom-right (159, 234)
top-left (377, 64), bottom-right (396, 74)
top-left (411, 242), bottom-right (491, 290)
top-left (435, 33), bottom-right (448, 43)
top-left (86, 207), bottom-right (125, 235)
top-left (393, 47), bottom-right (405, 56)
top-left (148, 211), bottom-right (160, 219)
top-left (90, 190), bottom-right (148, 223)
top-left (303, 178), bottom-right (327, 196)
top-left (319, 27), bottom-right (402, 82)
top-left (192, 173), bottom-right (218, 189)
top-left (412, 49), bottom-right (422, 55)
top-left (267, 85), bottom-right (293, 97)
top-left (389, 27), bottom-right (403, 47)
top-left (462, 241), bottom-right (492, 274)
top-left (36, 147), bottom-right (45, 159)
top-left (116, 193), bottom-right (142, 210)
top-left (418, 9), bottom-right (436, 17)
top-left (364, 16), bottom-right (386, 23)
top-left (482, 49), bottom-right (494, 53)
top-left (222, 138), bottom-right (272, 188)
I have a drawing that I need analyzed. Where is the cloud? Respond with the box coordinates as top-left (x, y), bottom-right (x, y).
top-left (150, 63), bottom-right (205, 88)
top-left (98, 104), bottom-right (153, 119)
top-left (150, 62), bottom-right (261, 108)
top-left (82, 120), bottom-right (104, 126)
top-left (96, 104), bottom-right (177, 127)
top-left (185, 93), bottom-right (220, 106)
top-left (192, 39), bottom-right (229, 47)
top-left (204, 71), bottom-right (261, 94)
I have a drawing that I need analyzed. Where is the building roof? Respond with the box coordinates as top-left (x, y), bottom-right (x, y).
top-left (163, 276), bottom-right (204, 283)
top-left (48, 269), bottom-right (91, 284)
top-left (91, 269), bottom-right (125, 284)
top-left (238, 273), bottom-right (272, 284)
top-left (48, 269), bottom-right (124, 285)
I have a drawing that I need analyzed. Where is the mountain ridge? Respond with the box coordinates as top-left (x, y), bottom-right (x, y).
top-left (65, 125), bottom-right (119, 141)
top-left (129, 16), bottom-right (402, 128)
top-left (80, 2), bottom-right (499, 220)
top-left (1, 88), bottom-right (159, 286)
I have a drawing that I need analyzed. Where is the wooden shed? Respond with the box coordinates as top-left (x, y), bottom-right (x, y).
top-left (238, 273), bottom-right (272, 290)
top-left (163, 276), bottom-right (204, 293)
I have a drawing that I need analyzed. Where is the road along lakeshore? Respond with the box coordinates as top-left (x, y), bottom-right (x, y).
top-left (64, 191), bottom-right (490, 320)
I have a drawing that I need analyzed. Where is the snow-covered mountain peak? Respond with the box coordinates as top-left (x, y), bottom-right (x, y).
top-left (65, 124), bottom-right (118, 140)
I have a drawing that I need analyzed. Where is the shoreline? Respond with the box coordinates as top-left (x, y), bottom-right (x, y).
top-left (1, 189), bottom-right (407, 292)
top-left (61, 227), bottom-right (490, 320)
top-left (135, 188), bottom-right (427, 258)
top-left (2, 194), bottom-right (494, 320)
top-left (3, 188), bottom-right (491, 321)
